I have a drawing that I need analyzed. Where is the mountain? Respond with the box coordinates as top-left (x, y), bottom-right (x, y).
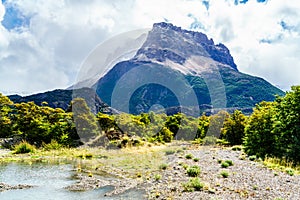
top-left (8, 88), bottom-right (116, 114)
top-left (95, 22), bottom-right (284, 115)
top-left (8, 22), bottom-right (284, 116)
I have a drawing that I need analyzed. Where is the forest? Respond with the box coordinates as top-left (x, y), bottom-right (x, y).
top-left (0, 86), bottom-right (300, 164)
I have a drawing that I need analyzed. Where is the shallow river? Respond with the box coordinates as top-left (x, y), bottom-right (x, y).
top-left (0, 162), bottom-right (144, 200)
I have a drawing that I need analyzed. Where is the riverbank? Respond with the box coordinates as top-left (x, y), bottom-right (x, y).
top-left (0, 143), bottom-right (300, 199)
top-left (144, 146), bottom-right (300, 199)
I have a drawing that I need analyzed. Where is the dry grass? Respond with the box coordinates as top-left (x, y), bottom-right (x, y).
top-left (263, 157), bottom-right (300, 175)
top-left (0, 144), bottom-right (171, 177)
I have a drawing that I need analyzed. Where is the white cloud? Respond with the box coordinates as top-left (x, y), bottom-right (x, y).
top-left (0, 0), bottom-right (299, 95)
top-left (199, 0), bottom-right (300, 91)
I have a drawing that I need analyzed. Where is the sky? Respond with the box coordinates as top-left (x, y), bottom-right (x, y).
top-left (0, 0), bottom-right (299, 95)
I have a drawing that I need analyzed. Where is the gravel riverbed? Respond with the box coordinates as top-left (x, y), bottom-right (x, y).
top-left (144, 146), bottom-right (300, 199)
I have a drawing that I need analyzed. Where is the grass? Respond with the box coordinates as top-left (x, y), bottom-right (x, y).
top-left (154, 174), bottom-right (162, 181)
top-left (182, 163), bottom-right (189, 170)
top-left (14, 141), bottom-right (36, 154)
top-left (225, 160), bottom-right (234, 166)
top-left (263, 157), bottom-right (300, 175)
top-left (165, 149), bottom-right (176, 155)
top-left (185, 154), bottom-right (193, 159)
top-left (202, 136), bottom-right (218, 145)
top-left (1, 144), bottom-right (169, 178)
top-left (249, 155), bottom-right (256, 161)
top-left (186, 165), bottom-right (201, 177)
top-left (221, 161), bottom-right (229, 168)
top-left (42, 140), bottom-right (63, 150)
top-left (220, 160), bottom-right (234, 168)
top-left (231, 145), bottom-right (242, 151)
top-left (182, 177), bottom-right (204, 192)
top-left (163, 145), bottom-right (184, 155)
top-left (159, 163), bottom-right (168, 170)
top-left (220, 171), bottom-right (229, 178)
top-left (286, 169), bottom-right (294, 176)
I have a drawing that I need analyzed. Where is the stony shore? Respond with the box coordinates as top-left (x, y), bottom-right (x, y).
top-left (65, 145), bottom-right (300, 199)
top-left (143, 146), bottom-right (300, 199)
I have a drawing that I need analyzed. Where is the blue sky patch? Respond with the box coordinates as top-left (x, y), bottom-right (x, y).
top-left (187, 13), bottom-right (205, 30)
top-left (259, 34), bottom-right (283, 44)
top-left (234, 0), bottom-right (267, 5)
top-left (279, 20), bottom-right (294, 31)
top-left (202, 0), bottom-right (209, 10)
top-left (1, 0), bottom-right (30, 31)
top-left (257, 0), bottom-right (267, 3)
top-left (240, 0), bottom-right (249, 4)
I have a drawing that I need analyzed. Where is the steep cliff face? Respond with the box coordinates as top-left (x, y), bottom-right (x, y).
top-left (95, 22), bottom-right (284, 115)
top-left (134, 22), bottom-right (237, 70)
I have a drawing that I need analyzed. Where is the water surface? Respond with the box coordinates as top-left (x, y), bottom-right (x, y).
top-left (0, 163), bottom-right (145, 200)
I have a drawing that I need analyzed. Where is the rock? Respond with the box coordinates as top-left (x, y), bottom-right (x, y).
top-left (0, 182), bottom-right (34, 192)
top-left (138, 22), bottom-right (237, 70)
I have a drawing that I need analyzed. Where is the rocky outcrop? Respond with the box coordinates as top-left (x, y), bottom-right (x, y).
top-left (135, 22), bottom-right (237, 70)
top-left (0, 182), bottom-right (34, 192)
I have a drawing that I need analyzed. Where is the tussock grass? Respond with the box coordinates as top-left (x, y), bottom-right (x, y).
top-left (14, 141), bottom-right (36, 154)
top-left (263, 157), bottom-right (300, 175)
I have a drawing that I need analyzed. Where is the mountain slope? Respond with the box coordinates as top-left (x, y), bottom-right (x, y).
top-left (95, 22), bottom-right (284, 115)
top-left (9, 88), bottom-right (115, 114)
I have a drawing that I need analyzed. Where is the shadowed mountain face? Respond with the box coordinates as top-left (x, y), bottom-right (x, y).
top-left (95, 22), bottom-right (284, 115)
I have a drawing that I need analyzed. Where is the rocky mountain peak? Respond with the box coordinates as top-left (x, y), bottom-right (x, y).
top-left (134, 22), bottom-right (237, 71)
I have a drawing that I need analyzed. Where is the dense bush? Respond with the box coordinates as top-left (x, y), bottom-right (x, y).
top-left (273, 86), bottom-right (300, 163)
top-left (221, 110), bottom-right (247, 145)
top-left (244, 86), bottom-right (300, 164)
top-left (243, 101), bottom-right (279, 158)
top-left (14, 141), bottom-right (36, 154)
top-left (0, 93), bottom-right (13, 138)
top-left (0, 94), bottom-right (80, 147)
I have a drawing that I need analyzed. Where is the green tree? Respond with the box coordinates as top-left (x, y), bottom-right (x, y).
top-left (97, 113), bottom-right (117, 132)
top-left (243, 101), bottom-right (279, 158)
top-left (165, 113), bottom-right (182, 136)
top-left (273, 86), bottom-right (300, 163)
top-left (195, 114), bottom-right (210, 139)
top-left (175, 114), bottom-right (198, 140)
top-left (206, 111), bottom-right (229, 138)
top-left (221, 110), bottom-right (247, 145)
top-left (71, 98), bottom-right (100, 142)
top-left (0, 93), bottom-right (13, 137)
top-left (13, 102), bottom-right (52, 145)
top-left (45, 107), bottom-right (78, 146)
top-left (155, 127), bottom-right (173, 143)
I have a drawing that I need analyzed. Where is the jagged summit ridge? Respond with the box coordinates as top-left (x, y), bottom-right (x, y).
top-left (134, 22), bottom-right (237, 71)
